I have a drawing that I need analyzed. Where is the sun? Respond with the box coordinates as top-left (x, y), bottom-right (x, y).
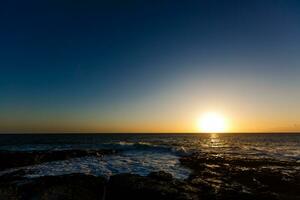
top-left (198, 112), bottom-right (227, 133)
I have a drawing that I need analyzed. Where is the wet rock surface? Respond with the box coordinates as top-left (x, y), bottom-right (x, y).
top-left (180, 152), bottom-right (300, 200)
top-left (0, 152), bottom-right (299, 200)
top-left (0, 173), bottom-right (106, 200)
top-left (0, 149), bottom-right (116, 170)
top-left (106, 172), bottom-right (198, 200)
top-left (0, 172), bottom-right (198, 200)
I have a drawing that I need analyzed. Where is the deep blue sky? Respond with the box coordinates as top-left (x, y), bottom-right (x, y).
top-left (1, 0), bottom-right (300, 132)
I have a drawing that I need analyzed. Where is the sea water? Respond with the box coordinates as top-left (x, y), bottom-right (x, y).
top-left (0, 133), bottom-right (299, 179)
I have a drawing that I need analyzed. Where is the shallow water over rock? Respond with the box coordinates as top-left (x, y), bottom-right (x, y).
top-left (0, 134), bottom-right (300, 199)
top-left (1, 151), bottom-right (190, 180)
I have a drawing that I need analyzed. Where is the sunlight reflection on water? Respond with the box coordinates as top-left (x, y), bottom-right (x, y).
top-left (0, 134), bottom-right (299, 179)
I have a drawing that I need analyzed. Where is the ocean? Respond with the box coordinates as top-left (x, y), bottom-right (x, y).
top-left (0, 133), bottom-right (299, 179)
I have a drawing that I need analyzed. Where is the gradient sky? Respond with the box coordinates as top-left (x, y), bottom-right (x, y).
top-left (1, 0), bottom-right (300, 133)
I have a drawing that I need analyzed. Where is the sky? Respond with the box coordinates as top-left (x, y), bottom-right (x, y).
top-left (0, 0), bottom-right (300, 133)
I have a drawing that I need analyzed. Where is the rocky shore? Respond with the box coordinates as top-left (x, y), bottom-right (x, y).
top-left (1, 171), bottom-right (196, 200)
top-left (180, 152), bottom-right (300, 200)
top-left (0, 149), bottom-right (116, 170)
top-left (0, 150), bottom-right (299, 200)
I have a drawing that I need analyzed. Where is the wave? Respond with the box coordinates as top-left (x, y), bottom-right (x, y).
top-left (102, 141), bottom-right (189, 156)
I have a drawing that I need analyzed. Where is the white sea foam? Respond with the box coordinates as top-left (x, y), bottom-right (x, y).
top-left (0, 134), bottom-right (299, 179)
top-left (0, 151), bottom-right (190, 180)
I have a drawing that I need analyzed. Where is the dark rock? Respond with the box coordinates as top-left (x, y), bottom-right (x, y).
top-left (0, 149), bottom-right (116, 170)
top-left (106, 173), bottom-right (199, 200)
top-left (0, 185), bottom-right (20, 200)
top-left (0, 172), bottom-right (201, 200)
top-left (0, 173), bottom-right (106, 200)
top-left (148, 171), bottom-right (174, 181)
top-left (180, 152), bottom-right (300, 200)
top-left (1, 150), bottom-right (299, 200)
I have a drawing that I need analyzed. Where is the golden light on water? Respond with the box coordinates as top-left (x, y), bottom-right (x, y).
top-left (198, 112), bottom-right (228, 133)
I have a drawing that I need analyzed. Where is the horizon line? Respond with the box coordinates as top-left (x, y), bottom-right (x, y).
top-left (0, 132), bottom-right (299, 134)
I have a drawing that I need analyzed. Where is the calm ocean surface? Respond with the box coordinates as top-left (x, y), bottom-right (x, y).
top-left (0, 134), bottom-right (299, 179)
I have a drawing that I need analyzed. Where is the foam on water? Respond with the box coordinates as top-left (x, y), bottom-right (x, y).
top-left (0, 134), bottom-right (299, 179)
top-left (0, 145), bottom-right (191, 179)
top-left (19, 151), bottom-right (190, 179)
